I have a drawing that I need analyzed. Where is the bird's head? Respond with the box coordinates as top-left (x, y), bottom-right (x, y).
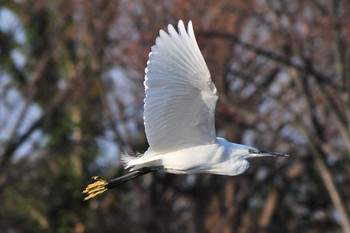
top-left (226, 144), bottom-right (289, 176)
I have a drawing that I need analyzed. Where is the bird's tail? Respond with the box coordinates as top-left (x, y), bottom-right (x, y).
top-left (120, 152), bottom-right (142, 169)
top-left (121, 152), bottom-right (163, 171)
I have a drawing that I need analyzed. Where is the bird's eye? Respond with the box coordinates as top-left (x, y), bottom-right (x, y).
top-left (248, 149), bottom-right (257, 154)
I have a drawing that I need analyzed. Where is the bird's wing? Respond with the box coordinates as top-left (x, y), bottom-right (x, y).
top-left (144, 20), bottom-right (218, 153)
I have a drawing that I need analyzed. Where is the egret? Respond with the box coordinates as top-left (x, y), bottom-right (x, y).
top-left (83, 20), bottom-right (288, 200)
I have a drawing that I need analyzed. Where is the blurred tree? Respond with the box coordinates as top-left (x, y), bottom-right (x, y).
top-left (0, 0), bottom-right (349, 233)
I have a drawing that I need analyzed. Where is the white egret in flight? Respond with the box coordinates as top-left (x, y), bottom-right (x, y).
top-left (83, 20), bottom-right (288, 200)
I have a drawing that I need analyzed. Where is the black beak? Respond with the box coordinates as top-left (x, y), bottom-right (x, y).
top-left (253, 150), bottom-right (290, 157)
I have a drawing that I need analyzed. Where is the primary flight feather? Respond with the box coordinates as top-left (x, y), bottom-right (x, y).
top-left (83, 20), bottom-right (288, 200)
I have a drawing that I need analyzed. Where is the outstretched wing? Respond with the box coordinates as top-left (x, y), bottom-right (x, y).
top-left (144, 20), bottom-right (218, 153)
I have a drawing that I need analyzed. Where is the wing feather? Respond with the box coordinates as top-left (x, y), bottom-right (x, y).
top-left (144, 20), bottom-right (218, 153)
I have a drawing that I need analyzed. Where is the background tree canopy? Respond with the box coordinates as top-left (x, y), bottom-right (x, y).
top-left (0, 0), bottom-right (349, 232)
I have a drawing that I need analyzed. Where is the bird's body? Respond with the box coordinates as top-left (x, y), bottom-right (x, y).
top-left (123, 137), bottom-right (250, 176)
top-left (83, 20), bottom-right (288, 200)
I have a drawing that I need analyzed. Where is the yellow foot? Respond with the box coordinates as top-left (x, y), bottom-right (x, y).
top-left (82, 176), bottom-right (108, 201)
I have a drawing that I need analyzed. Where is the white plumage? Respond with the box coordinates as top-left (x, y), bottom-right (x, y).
top-left (121, 20), bottom-right (288, 175)
top-left (144, 21), bottom-right (217, 153)
top-left (83, 20), bottom-right (288, 200)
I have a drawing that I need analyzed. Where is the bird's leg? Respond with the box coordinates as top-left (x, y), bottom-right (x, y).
top-left (82, 167), bottom-right (161, 201)
top-left (107, 167), bottom-right (161, 189)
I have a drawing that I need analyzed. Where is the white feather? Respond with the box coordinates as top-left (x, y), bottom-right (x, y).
top-left (143, 20), bottom-right (218, 153)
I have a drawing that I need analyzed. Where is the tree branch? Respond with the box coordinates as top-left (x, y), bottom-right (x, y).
top-left (0, 83), bottom-right (73, 169)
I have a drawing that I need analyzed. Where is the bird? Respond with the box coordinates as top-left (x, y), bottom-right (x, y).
top-left (83, 20), bottom-right (288, 200)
